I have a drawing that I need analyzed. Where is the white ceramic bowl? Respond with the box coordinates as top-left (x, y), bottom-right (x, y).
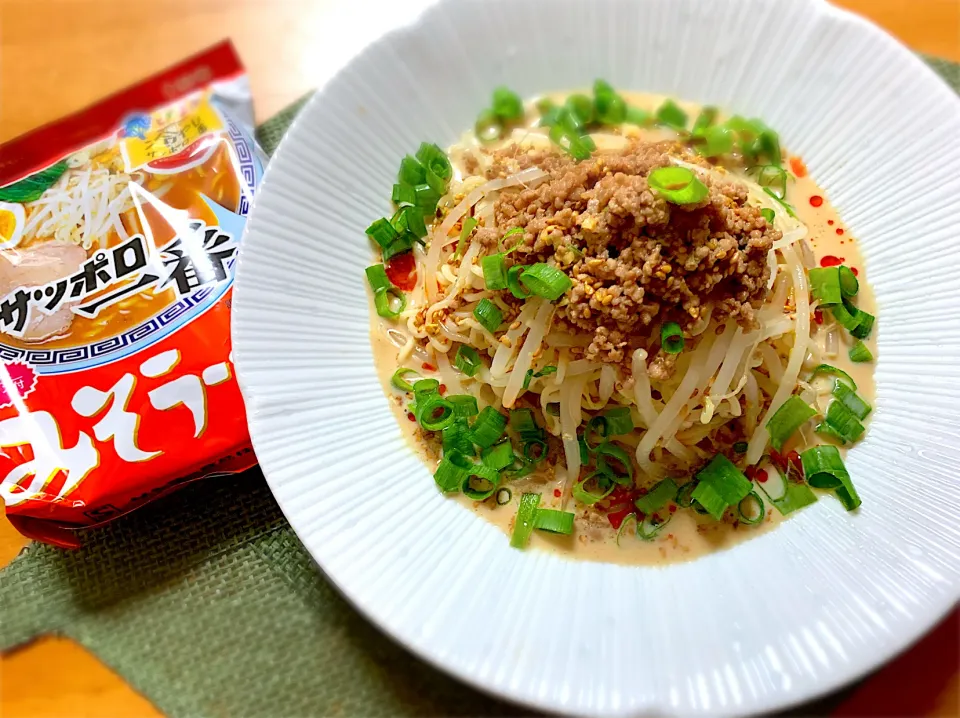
top-left (233, 0), bottom-right (960, 714)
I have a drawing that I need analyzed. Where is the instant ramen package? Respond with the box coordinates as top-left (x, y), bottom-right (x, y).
top-left (0, 42), bottom-right (265, 546)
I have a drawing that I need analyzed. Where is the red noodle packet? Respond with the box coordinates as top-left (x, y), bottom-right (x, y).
top-left (0, 42), bottom-right (264, 547)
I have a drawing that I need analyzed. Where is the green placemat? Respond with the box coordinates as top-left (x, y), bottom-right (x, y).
top-left (2, 56), bottom-right (957, 718)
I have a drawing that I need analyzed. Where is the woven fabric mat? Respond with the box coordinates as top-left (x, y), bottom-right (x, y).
top-left (1, 57), bottom-right (957, 718)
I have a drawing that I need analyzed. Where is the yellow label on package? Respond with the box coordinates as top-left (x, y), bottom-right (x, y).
top-left (119, 94), bottom-right (225, 172)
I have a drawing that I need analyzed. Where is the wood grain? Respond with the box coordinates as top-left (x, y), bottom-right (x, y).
top-left (1, 1), bottom-right (958, 716)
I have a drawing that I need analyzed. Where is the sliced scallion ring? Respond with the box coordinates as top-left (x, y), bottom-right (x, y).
top-left (737, 491), bottom-right (766, 525)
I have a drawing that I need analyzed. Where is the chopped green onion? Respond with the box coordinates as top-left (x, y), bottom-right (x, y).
top-left (699, 125), bottom-right (734, 157)
top-left (519, 263), bottom-right (572, 301)
top-left (655, 99), bottom-right (688, 129)
top-left (475, 108), bottom-right (502, 143)
top-left (737, 491), bottom-right (766, 525)
top-left (831, 301), bottom-right (862, 332)
top-left (819, 400), bottom-right (865, 444)
top-left (810, 363), bottom-right (857, 390)
top-left (647, 166), bottom-right (708, 205)
top-left (758, 465), bottom-right (819, 515)
top-left (533, 508), bottom-right (575, 535)
top-left (492, 86), bottom-right (524, 121)
top-left (481, 253), bottom-right (508, 290)
top-left (442, 419), bottom-right (475, 456)
top-left (584, 415), bottom-right (608, 450)
top-left (538, 100), bottom-right (563, 127)
top-left (808, 267), bottom-right (842, 305)
top-left (691, 454), bottom-right (753, 520)
top-left (566, 94), bottom-right (595, 126)
top-left (508, 408), bottom-right (538, 434)
top-left (381, 233), bottom-right (415, 261)
top-left (510, 493), bottom-right (541, 548)
top-left (848, 340), bottom-right (873, 363)
top-left (417, 395), bottom-right (456, 431)
top-left (595, 442), bottom-right (634, 485)
top-left (691, 107), bottom-right (718, 137)
top-left (839, 265), bottom-right (859, 297)
top-left (393, 184), bottom-right (416, 207)
top-left (448, 394), bottom-right (479, 418)
top-left (766, 395), bottom-right (818, 451)
top-left (424, 168), bottom-right (446, 198)
top-left (391, 367), bottom-right (419, 392)
top-left (760, 208), bottom-right (776, 224)
top-left (593, 79), bottom-right (626, 124)
top-left (399, 155), bottom-right (426, 186)
top-left (753, 165), bottom-right (788, 200)
top-left (416, 142), bottom-right (453, 181)
top-left (763, 187), bottom-right (797, 218)
top-left (473, 298), bottom-right (503, 333)
top-left (498, 227), bottom-right (525, 253)
top-left (634, 478), bottom-right (678, 515)
top-left (851, 311), bottom-right (875, 340)
top-left (522, 437), bottom-right (547, 463)
top-left (462, 462), bottom-right (500, 501)
top-left (660, 321), bottom-right (685, 354)
top-left (523, 365), bottom-right (557, 390)
top-left (801, 445), bottom-right (860, 511)
top-left (507, 264), bottom-right (533, 299)
top-left (365, 264), bottom-right (392, 292)
top-left (413, 183), bottom-right (440, 211)
top-left (496, 487), bottom-right (513, 505)
top-left (601, 406), bottom-right (634, 436)
top-left (455, 216), bottom-right (478, 259)
top-left (675, 481), bottom-right (697, 508)
top-left (733, 441), bottom-right (748, 454)
top-left (366, 218), bottom-right (399, 249)
top-left (403, 206), bottom-right (428, 238)
top-left (833, 381), bottom-right (871, 420)
top-left (434, 450), bottom-right (472, 492)
top-left (471, 406), bottom-right (507, 448)
top-left (636, 513), bottom-right (671, 541)
top-left (572, 471), bottom-right (615, 505)
top-left (454, 345), bottom-right (482, 377)
top-left (412, 378), bottom-right (439, 397)
top-left (373, 287), bottom-right (406, 319)
top-left (625, 105), bottom-right (651, 125)
top-left (481, 440), bottom-right (515, 471)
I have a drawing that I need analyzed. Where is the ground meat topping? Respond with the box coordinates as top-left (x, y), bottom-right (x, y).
top-left (485, 140), bottom-right (779, 362)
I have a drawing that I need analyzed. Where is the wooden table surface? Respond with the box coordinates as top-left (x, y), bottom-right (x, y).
top-left (1, 1), bottom-right (958, 716)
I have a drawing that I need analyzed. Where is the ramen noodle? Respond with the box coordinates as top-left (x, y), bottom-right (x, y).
top-left (365, 83), bottom-right (877, 565)
top-left (0, 42), bottom-right (265, 546)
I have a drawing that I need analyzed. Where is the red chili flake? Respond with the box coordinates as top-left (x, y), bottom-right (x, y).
top-left (406, 412), bottom-right (416, 422)
top-left (755, 468), bottom-right (769, 483)
top-left (836, 228), bottom-right (845, 236)
top-left (637, 487), bottom-right (648, 496)
top-left (733, 520), bottom-right (741, 530)
top-left (607, 507), bottom-right (635, 530)
top-left (789, 156), bottom-right (807, 178)
top-left (385, 252), bottom-right (418, 292)
top-left (809, 195), bottom-right (823, 208)
top-left (438, 384), bottom-right (447, 395)
top-left (669, 504), bottom-right (677, 514)
top-left (814, 309), bottom-right (824, 325)
top-left (553, 489), bottom-right (562, 498)
top-left (851, 267), bottom-right (859, 277)
top-left (827, 219), bottom-right (834, 226)
top-left (652, 513), bottom-right (662, 524)
top-left (744, 465), bottom-right (757, 480)
top-left (421, 362), bottom-right (436, 372)
top-left (820, 255), bottom-right (844, 268)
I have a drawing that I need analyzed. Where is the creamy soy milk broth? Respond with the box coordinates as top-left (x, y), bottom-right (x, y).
top-left (368, 91), bottom-right (875, 565)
